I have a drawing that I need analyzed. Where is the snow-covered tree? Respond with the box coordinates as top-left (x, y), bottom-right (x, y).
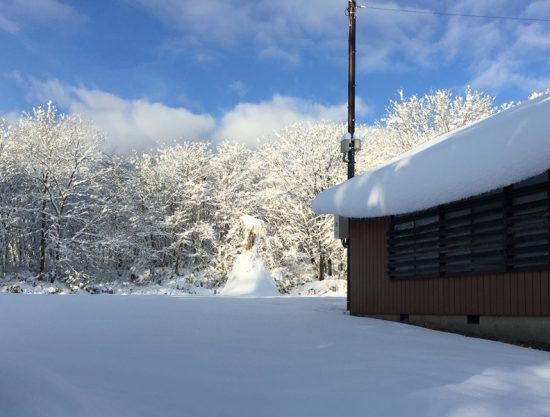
top-left (5, 103), bottom-right (112, 285)
top-left (380, 87), bottom-right (496, 157)
top-left (210, 141), bottom-right (262, 284)
top-left (122, 143), bottom-right (216, 283)
top-left (258, 121), bottom-right (348, 290)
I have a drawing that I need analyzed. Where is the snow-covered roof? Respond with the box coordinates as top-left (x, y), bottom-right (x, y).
top-left (312, 95), bottom-right (550, 218)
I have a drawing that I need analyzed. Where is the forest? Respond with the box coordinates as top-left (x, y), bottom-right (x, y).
top-left (0, 88), bottom-right (501, 293)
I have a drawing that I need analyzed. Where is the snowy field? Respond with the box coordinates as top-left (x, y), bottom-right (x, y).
top-left (1, 295), bottom-right (550, 417)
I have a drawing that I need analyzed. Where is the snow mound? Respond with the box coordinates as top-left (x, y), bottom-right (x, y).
top-left (220, 251), bottom-right (279, 296)
top-left (313, 94), bottom-right (550, 218)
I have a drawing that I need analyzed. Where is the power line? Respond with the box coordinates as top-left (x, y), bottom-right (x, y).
top-left (364, 5), bottom-right (550, 23)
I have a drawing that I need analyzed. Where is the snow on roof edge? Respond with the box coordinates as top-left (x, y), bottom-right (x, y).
top-left (312, 95), bottom-right (550, 218)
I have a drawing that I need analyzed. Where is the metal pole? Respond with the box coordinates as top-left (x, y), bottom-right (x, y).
top-left (346, 0), bottom-right (357, 312)
top-left (347, 0), bottom-right (357, 179)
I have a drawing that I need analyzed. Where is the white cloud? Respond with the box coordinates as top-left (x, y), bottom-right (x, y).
top-left (470, 53), bottom-right (550, 93)
top-left (228, 81), bottom-right (247, 97)
top-left (131, 0), bottom-right (549, 96)
top-left (0, 15), bottom-right (19, 33)
top-left (0, 0), bottom-right (82, 32)
top-left (30, 79), bottom-right (216, 153)
top-left (1, 111), bottom-right (20, 126)
top-left (214, 94), bottom-right (369, 147)
top-left (523, 0), bottom-right (550, 16)
top-left (394, 0), bottom-right (550, 94)
top-left (131, 0), bottom-right (343, 62)
top-left (359, 2), bottom-right (439, 71)
top-left (25, 79), bottom-right (364, 151)
top-left (456, 6), bottom-right (550, 94)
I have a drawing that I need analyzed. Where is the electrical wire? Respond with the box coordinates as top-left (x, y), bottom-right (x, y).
top-left (363, 5), bottom-right (550, 23)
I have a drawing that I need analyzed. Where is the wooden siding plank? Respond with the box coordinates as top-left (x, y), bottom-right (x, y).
top-left (354, 220), bottom-right (363, 314)
top-left (361, 220), bottom-right (367, 313)
top-left (518, 271), bottom-right (526, 316)
top-left (382, 220), bottom-right (392, 314)
top-left (374, 220), bottom-right (380, 313)
top-left (476, 273), bottom-right (484, 315)
top-left (542, 271), bottom-right (550, 315)
top-left (375, 219), bottom-right (380, 313)
top-left (442, 276), bottom-right (449, 315)
top-left (360, 221), bottom-right (371, 313)
top-left (418, 279), bottom-right (428, 314)
top-left (509, 272), bottom-right (520, 316)
top-left (533, 270), bottom-right (542, 316)
top-left (496, 273), bottom-right (504, 315)
top-left (440, 277), bottom-right (447, 315)
top-left (488, 274), bottom-right (495, 315)
top-left (404, 272), bottom-right (407, 314)
top-left (460, 277), bottom-right (470, 314)
top-left (507, 273), bottom-right (513, 315)
top-left (367, 220), bottom-right (374, 314)
top-left (525, 271), bottom-right (534, 316)
top-left (434, 276), bottom-right (440, 315)
top-left (446, 276), bottom-right (453, 315)
top-left (455, 277), bottom-right (462, 314)
top-left (479, 275), bottom-right (486, 316)
top-left (405, 277), bottom-right (412, 314)
top-left (468, 276), bottom-right (474, 314)
top-left (435, 276), bottom-right (441, 314)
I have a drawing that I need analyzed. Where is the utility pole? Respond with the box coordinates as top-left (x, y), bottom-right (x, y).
top-left (347, 0), bottom-right (357, 180)
top-left (346, 0), bottom-right (357, 312)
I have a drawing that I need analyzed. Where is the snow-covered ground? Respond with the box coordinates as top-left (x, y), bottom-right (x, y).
top-left (0, 273), bottom-right (346, 297)
top-left (0, 275), bottom-right (214, 296)
top-left (290, 277), bottom-right (347, 296)
top-left (1, 295), bottom-right (549, 417)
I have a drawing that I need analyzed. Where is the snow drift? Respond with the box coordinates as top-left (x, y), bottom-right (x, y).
top-left (312, 94), bottom-right (550, 218)
top-left (220, 251), bottom-right (279, 296)
top-left (220, 215), bottom-right (279, 296)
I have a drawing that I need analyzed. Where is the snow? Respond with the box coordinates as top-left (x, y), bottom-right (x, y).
top-left (220, 251), bottom-right (280, 296)
top-left (313, 94), bottom-right (550, 218)
top-left (290, 277), bottom-right (347, 296)
top-left (241, 214), bottom-right (264, 232)
top-left (221, 214), bottom-right (280, 296)
top-left (0, 274), bottom-right (214, 296)
top-left (1, 295), bottom-right (549, 417)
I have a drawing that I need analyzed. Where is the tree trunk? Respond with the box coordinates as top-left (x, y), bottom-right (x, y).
top-left (39, 199), bottom-right (47, 275)
top-left (319, 253), bottom-right (325, 281)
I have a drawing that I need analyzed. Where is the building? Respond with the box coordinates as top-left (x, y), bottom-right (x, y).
top-left (313, 95), bottom-right (550, 347)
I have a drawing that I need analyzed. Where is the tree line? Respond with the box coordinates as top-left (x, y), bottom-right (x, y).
top-left (0, 88), bottom-right (499, 292)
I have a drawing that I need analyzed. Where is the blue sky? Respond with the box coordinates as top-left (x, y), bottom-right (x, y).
top-left (1, 0), bottom-right (549, 151)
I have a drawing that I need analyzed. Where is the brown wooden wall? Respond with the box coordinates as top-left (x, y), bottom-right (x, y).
top-left (349, 218), bottom-right (550, 316)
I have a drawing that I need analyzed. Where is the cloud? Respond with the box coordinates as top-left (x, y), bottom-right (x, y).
top-left (228, 81), bottom-right (247, 97)
top-left (0, 15), bottom-right (19, 33)
top-left (130, 0), bottom-right (549, 96)
top-left (437, 1), bottom-right (550, 93)
top-left (137, 0), bottom-right (438, 69)
top-left (0, 0), bottom-right (82, 32)
top-left (214, 94), bottom-right (369, 146)
top-left (24, 79), bottom-right (362, 152)
top-left (130, 0), bottom-right (343, 62)
top-left (1, 111), bottom-right (20, 126)
top-left (368, 1), bottom-right (549, 94)
top-left (30, 79), bottom-right (216, 153)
